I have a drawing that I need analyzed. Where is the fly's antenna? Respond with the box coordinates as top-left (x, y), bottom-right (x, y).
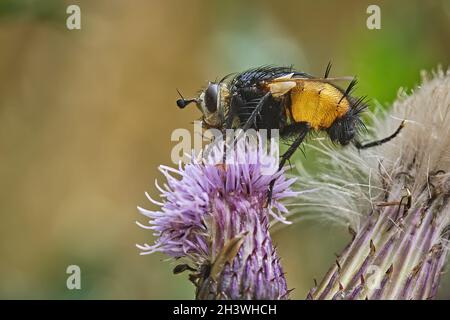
top-left (176, 89), bottom-right (197, 109)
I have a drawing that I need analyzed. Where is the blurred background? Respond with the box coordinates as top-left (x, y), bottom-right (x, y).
top-left (0, 0), bottom-right (448, 299)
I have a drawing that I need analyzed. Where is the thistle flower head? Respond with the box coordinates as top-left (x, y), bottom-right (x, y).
top-left (296, 68), bottom-right (450, 300)
top-left (137, 137), bottom-right (297, 299)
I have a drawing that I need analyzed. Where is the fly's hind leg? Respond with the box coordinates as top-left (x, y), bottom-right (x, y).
top-left (265, 122), bottom-right (310, 207)
top-left (354, 120), bottom-right (405, 150)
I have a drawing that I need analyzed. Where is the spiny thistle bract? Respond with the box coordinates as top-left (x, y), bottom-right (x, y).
top-left (137, 138), bottom-right (297, 299)
top-left (292, 69), bottom-right (449, 300)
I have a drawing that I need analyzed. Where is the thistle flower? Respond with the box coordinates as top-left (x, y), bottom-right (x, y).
top-left (294, 69), bottom-right (450, 300)
top-left (137, 137), bottom-right (297, 299)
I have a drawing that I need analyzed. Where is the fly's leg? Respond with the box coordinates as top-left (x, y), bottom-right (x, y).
top-left (223, 94), bottom-right (244, 164)
top-left (226, 94), bottom-right (244, 130)
top-left (354, 120), bottom-right (405, 149)
top-left (232, 92), bottom-right (273, 151)
top-left (265, 123), bottom-right (310, 207)
top-left (242, 92), bottom-right (272, 131)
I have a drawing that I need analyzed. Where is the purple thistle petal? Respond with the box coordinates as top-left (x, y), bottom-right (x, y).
top-left (137, 136), bottom-right (296, 299)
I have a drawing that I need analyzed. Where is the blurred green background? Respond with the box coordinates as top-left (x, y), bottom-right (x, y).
top-left (0, 0), bottom-right (448, 299)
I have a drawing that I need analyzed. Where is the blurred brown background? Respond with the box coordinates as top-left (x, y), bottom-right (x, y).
top-left (0, 0), bottom-right (448, 299)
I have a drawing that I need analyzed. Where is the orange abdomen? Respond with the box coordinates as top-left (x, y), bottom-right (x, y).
top-left (290, 81), bottom-right (350, 130)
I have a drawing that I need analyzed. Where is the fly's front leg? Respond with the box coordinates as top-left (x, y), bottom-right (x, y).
top-left (242, 92), bottom-right (272, 131)
top-left (233, 92), bottom-right (273, 148)
top-left (226, 94), bottom-right (243, 130)
top-left (223, 94), bottom-right (244, 163)
top-left (265, 122), bottom-right (310, 207)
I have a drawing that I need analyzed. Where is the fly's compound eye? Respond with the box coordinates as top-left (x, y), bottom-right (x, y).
top-left (204, 84), bottom-right (219, 113)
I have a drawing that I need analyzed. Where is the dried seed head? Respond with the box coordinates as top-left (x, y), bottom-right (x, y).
top-left (296, 69), bottom-right (450, 299)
